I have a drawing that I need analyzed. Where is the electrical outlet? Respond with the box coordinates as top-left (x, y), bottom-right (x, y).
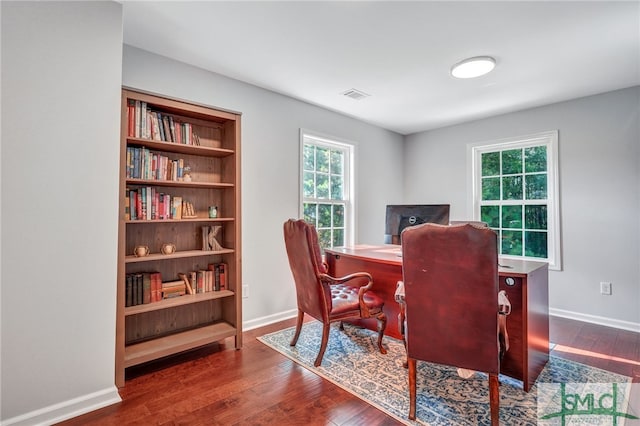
top-left (600, 281), bottom-right (612, 295)
top-left (242, 284), bottom-right (249, 298)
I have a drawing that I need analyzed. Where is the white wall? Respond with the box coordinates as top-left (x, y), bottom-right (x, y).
top-left (1, 2), bottom-right (123, 424)
top-left (122, 46), bottom-right (404, 328)
top-left (404, 87), bottom-right (640, 329)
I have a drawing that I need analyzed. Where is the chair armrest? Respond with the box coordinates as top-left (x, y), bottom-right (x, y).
top-left (318, 272), bottom-right (373, 291)
top-left (319, 272), bottom-right (374, 317)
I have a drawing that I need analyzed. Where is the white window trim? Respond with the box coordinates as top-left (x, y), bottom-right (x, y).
top-left (299, 129), bottom-right (357, 246)
top-left (467, 130), bottom-right (562, 270)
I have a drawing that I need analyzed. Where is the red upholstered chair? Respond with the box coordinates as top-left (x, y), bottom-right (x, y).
top-left (401, 223), bottom-right (502, 425)
top-left (283, 219), bottom-right (387, 366)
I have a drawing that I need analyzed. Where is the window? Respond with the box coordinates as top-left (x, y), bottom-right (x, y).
top-left (469, 131), bottom-right (561, 270)
top-left (300, 130), bottom-right (355, 251)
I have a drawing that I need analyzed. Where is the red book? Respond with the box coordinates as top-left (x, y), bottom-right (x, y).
top-left (127, 100), bottom-right (135, 137)
top-left (219, 263), bottom-right (227, 290)
top-left (150, 272), bottom-right (162, 302)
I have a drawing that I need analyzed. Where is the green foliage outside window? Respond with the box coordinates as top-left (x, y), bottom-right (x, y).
top-left (302, 141), bottom-right (348, 251)
top-left (501, 149), bottom-right (522, 174)
top-left (502, 176), bottom-right (523, 200)
top-left (480, 144), bottom-right (549, 260)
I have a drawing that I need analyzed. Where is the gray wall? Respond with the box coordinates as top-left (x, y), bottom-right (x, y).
top-left (1, 2), bottom-right (123, 424)
top-left (404, 87), bottom-right (640, 328)
top-left (122, 46), bottom-right (405, 328)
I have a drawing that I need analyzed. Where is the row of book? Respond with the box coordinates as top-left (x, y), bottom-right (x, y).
top-left (128, 100), bottom-right (201, 146)
top-left (125, 263), bottom-right (228, 307)
top-left (125, 272), bottom-right (162, 306)
top-left (125, 188), bottom-right (187, 221)
top-left (126, 146), bottom-right (186, 181)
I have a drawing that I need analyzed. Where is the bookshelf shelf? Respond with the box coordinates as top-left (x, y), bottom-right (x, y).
top-left (124, 249), bottom-right (235, 263)
top-left (123, 322), bottom-right (237, 368)
top-left (126, 178), bottom-right (234, 189)
top-left (126, 137), bottom-right (235, 157)
top-left (126, 217), bottom-right (235, 224)
top-left (116, 88), bottom-right (242, 387)
top-left (124, 290), bottom-right (234, 316)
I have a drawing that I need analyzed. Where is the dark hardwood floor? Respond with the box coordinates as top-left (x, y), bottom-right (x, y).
top-left (58, 316), bottom-right (640, 426)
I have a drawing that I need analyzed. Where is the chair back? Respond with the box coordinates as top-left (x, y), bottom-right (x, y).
top-left (283, 219), bottom-right (331, 322)
top-left (402, 223), bottom-right (500, 374)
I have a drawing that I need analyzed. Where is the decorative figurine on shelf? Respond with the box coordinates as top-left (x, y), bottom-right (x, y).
top-left (183, 165), bottom-right (192, 182)
top-left (201, 225), bottom-right (224, 251)
top-left (161, 243), bottom-right (176, 255)
top-left (182, 201), bottom-right (196, 218)
top-left (133, 245), bottom-right (150, 257)
top-left (208, 206), bottom-right (218, 218)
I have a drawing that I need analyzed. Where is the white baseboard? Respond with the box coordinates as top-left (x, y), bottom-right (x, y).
top-left (550, 308), bottom-right (640, 333)
top-left (1, 386), bottom-right (121, 426)
top-left (243, 309), bottom-right (298, 331)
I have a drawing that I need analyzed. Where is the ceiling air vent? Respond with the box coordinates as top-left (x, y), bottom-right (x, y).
top-left (341, 88), bottom-right (371, 100)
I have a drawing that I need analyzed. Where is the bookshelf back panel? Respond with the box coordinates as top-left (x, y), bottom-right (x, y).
top-left (125, 254), bottom-right (228, 278)
top-left (126, 221), bottom-right (235, 253)
top-left (125, 299), bottom-right (223, 345)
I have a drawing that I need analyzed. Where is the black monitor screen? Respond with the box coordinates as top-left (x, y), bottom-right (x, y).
top-left (384, 204), bottom-right (450, 244)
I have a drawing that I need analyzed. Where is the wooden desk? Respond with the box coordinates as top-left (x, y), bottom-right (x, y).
top-left (325, 244), bottom-right (549, 391)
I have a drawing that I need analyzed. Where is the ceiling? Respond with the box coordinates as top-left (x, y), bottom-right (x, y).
top-left (122, 1), bottom-right (640, 135)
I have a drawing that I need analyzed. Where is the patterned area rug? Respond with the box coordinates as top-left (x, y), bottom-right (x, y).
top-left (258, 321), bottom-right (631, 425)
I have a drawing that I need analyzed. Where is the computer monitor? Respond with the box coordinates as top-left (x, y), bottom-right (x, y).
top-left (384, 204), bottom-right (450, 244)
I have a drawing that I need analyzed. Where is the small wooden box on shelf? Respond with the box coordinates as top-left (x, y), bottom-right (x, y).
top-left (116, 88), bottom-right (242, 387)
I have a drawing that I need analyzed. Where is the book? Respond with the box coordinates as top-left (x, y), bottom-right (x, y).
top-left (150, 111), bottom-right (161, 141)
top-left (172, 196), bottom-right (182, 219)
top-left (124, 192), bottom-right (130, 221)
top-left (219, 263), bottom-right (227, 290)
top-left (214, 265), bottom-right (220, 291)
top-left (208, 263), bottom-right (227, 291)
top-left (190, 271), bottom-right (198, 294)
top-left (161, 280), bottom-right (185, 299)
top-left (135, 273), bottom-right (144, 306)
top-left (197, 270), bottom-right (205, 293)
top-left (140, 101), bottom-right (147, 139)
top-left (168, 116), bottom-right (176, 142)
top-left (162, 115), bottom-right (172, 142)
top-left (150, 272), bottom-right (162, 302)
top-left (207, 269), bottom-right (214, 292)
top-left (143, 273), bottom-right (152, 304)
top-left (178, 273), bottom-right (194, 295)
top-left (156, 112), bottom-right (166, 141)
top-left (134, 100), bottom-right (141, 138)
top-left (127, 99), bottom-right (135, 137)
top-left (125, 274), bottom-right (133, 307)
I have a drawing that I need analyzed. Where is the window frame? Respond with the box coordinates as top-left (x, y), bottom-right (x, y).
top-left (299, 129), bottom-right (356, 249)
top-left (468, 130), bottom-right (562, 270)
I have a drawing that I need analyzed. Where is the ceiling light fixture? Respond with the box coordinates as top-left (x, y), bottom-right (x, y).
top-left (451, 56), bottom-right (496, 79)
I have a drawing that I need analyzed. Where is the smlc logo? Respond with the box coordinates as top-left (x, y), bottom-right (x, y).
top-left (539, 383), bottom-right (639, 425)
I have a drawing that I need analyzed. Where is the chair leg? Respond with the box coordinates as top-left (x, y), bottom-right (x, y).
top-left (408, 358), bottom-right (417, 420)
top-left (488, 373), bottom-right (499, 426)
top-left (314, 322), bottom-right (331, 367)
top-left (376, 311), bottom-right (387, 354)
top-left (289, 310), bottom-right (304, 346)
top-left (398, 303), bottom-right (407, 367)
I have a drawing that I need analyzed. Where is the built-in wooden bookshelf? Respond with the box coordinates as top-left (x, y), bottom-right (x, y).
top-left (116, 88), bottom-right (242, 387)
